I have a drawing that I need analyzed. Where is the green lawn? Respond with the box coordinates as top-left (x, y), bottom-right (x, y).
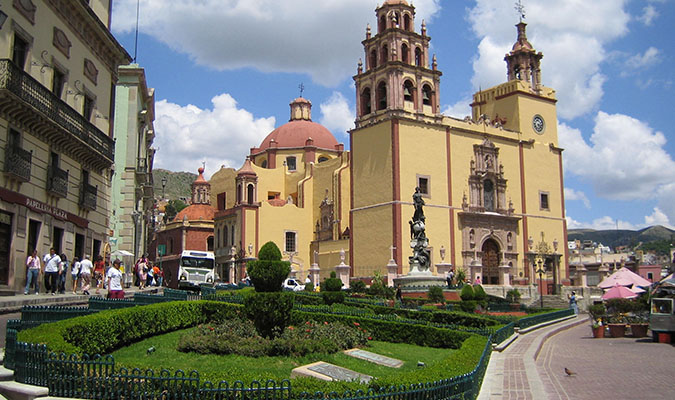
top-left (111, 327), bottom-right (456, 384)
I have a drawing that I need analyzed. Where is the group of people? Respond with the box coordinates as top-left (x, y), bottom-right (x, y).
top-left (133, 255), bottom-right (163, 289)
top-left (25, 248), bottom-right (130, 298)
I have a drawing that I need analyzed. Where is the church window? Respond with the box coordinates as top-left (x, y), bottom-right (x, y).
top-left (403, 80), bottom-right (414, 102)
top-left (422, 84), bottom-right (432, 106)
top-left (393, 13), bottom-right (400, 28)
top-left (261, 159), bottom-right (267, 168)
top-left (286, 156), bottom-right (296, 171)
top-left (415, 47), bottom-right (422, 67)
top-left (484, 179), bottom-right (495, 211)
top-left (377, 82), bottom-right (387, 110)
top-left (361, 87), bottom-right (372, 115)
top-left (224, 226), bottom-right (229, 247)
top-left (417, 175), bottom-right (430, 196)
top-left (540, 191), bottom-right (549, 210)
top-left (381, 45), bottom-right (388, 63)
top-left (247, 184), bottom-right (255, 204)
top-left (318, 156), bottom-right (329, 163)
top-left (285, 231), bottom-right (297, 253)
top-left (403, 14), bottom-right (411, 31)
top-left (370, 49), bottom-right (377, 69)
top-left (401, 43), bottom-right (409, 64)
top-left (236, 184), bottom-right (242, 204)
top-left (230, 225), bottom-right (235, 246)
top-left (207, 236), bottom-right (214, 251)
top-left (379, 15), bottom-right (386, 33)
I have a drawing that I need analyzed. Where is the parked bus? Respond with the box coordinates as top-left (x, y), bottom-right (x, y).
top-left (176, 250), bottom-right (217, 291)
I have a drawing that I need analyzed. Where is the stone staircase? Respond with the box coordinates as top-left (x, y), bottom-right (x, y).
top-left (540, 295), bottom-right (570, 309)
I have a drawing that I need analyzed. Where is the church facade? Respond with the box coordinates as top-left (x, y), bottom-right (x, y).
top-left (213, 0), bottom-right (569, 290)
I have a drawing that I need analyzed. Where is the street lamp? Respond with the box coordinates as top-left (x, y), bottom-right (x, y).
top-left (536, 258), bottom-right (545, 309)
top-left (161, 176), bottom-right (167, 199)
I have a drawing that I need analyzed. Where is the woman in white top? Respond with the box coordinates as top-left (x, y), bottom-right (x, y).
top-left (24, 250), bottom-right (41, 295)
top-left (107, 259), bottom-right (125, 299)
top-left (78, 255), bottom-right (93, 295)
top-left (71, 257), bottom-right (81, 294)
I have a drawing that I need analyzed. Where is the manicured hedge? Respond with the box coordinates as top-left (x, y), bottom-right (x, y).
top-left (17, 301), bottom-right (242, 355)
top-left (365, 305), bottom-right (499, 328)
top-left (291, 310), bottom-right (472, 349)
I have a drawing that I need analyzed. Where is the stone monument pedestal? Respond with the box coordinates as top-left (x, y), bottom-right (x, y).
top-left (436, 263), bottom-right (453, 277)
top-left (499, 264), bottom-right (511, 286)
top-left (335, 263), bottom-right (350, 289)
top-left (386, 259), bottom-right (398, 287)
top-left (393, 271), bottom-right (446, 289)
top-left (309, 263), bottom-right (320, 286)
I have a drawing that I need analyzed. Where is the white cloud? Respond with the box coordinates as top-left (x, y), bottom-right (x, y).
top-left (442, 96), bottom-right (473, 119)
top-left (152, 94), bottom-right (275, 174)
top-left (112, 0), bottom-right (441, 87)
top-left (559, 112), bottom-right (675, 201)
top-left (624, 47), bottom-right (661, 72)
top-left (566, 215), bottom-right (637, 230)
top-left (564, 188), bottom-right (591, 209)
top-left (644, 207), bottom-right (673, 229)
top-left (319, 92), bottom-right (354, 136)
top-left (466, 0), bottom-right (629, 120)
top-left (637, 5), bottom-right (659, 26)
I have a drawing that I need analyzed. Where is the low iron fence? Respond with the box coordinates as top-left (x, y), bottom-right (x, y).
top-left (517, 308), bottom-right (574, 330)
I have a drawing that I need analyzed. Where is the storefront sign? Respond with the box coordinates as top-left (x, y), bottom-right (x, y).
top-left (0, 187), bottom-right (88, 228)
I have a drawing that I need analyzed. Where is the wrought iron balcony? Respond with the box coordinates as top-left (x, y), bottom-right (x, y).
top-left (3, 145), bottom-right (32, 182)
top-left (0, 59), bottom-right (114, 170)
top-left (47, 165), bottom-right (69, 198)
top-left (79, 182), bottom-right (97, 211)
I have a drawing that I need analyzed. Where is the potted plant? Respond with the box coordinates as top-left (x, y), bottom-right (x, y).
top-left (506, 288), bottom-right (521, 310)
top-left (587, 303), bottom-right (606, 338)
top-left (606, 313), bottom-right (627, 338)
top-left (628, 312), bottom-right (649, 338)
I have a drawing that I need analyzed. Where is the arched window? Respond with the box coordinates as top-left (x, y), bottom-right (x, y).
top-left (207, 236), bottom-right (214, 251)
top-left (381, 45), bottom-right (388, 63)
top-left (261, 159), bottom-right (267, 168)
top-left (361, 87), bottom-right (372, 115)
top-left (247, 184), bottom-right (255, 204)
top-left (377, 82), bottom-right (387, 110)
top-left (403, 14), bottom-right (411, 31)
top-left (415, 47), bottom-right (422, 67)
top-left (379, 15), bottom-right (386, 33)
top-left (401, 43), bottom-right (409, 64)
top-left (236, 184), bottom-right (242, 204)
top-left (370, 49), bottom-right (377, 70)
top-left (422, 84), bottom-right (432, 106)
top-left (224, 226), bottom-right (229, 247)
top-left (318, 156), bottom-right (329, 163)
top-left (403, 80), bottom-right (414, 102)
top-left (230, 226), bottom-right (235, 247)
top-left (393, 12), bottom-right (400, 28)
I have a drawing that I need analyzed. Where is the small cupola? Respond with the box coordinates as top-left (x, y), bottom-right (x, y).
top-left (290, 97), bottom-right (312, 121)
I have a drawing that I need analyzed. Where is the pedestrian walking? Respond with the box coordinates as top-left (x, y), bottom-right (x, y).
top-left (94, 255), bottom-right (105, 294)
top-left (58, 253), bottom-right (68, 294)
top-left (146, 264), bottom-right (154, 287)
top-left (43, 248), bottom-right (61, 295)
top-left (396, 284), bottom-right (403, 303)
top-left (107, 259), bottom-right (125, 299)
top-left (79, 255), bottom-right (93, 295)
top-left (152, 265), bottom-right (162, 286)
top-left (568, 291), bottom-right (579, 315)
top-left (24, 249), bottom-right (41, 295)
top-left (71, 257), bottom-right (80, 294)
top-left (137, 258), bottom-right (147, 289)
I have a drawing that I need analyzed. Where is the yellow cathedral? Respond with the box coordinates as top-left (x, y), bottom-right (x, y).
top-left (212, 0), bottom-right (569, 291)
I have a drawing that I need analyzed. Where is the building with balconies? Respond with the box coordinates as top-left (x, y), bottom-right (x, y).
top-left (0, 1), bottom-right (130, 292)
top-left (109, 64), bottom-right (155, 260)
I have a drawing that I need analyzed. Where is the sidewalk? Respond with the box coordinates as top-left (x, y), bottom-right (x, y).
top-left (477, 315), bottom-right (586, 400)
top-left (0, 285), bottom-right (161, 314)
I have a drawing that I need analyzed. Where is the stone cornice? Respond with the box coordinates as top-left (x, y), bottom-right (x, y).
top-left (45, 0), bottom-right (131, 77)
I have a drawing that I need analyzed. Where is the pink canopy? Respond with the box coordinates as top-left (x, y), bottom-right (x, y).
top-left (598, 267), bottom-right (652, 289)
top-left (602, 284), bottom-right (638, 300)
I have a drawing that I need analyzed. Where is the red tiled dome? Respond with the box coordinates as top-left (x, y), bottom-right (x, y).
top-left (258, 120), bottom-right (338, 151)
top-left (173, 204), bottom-right (215, 222)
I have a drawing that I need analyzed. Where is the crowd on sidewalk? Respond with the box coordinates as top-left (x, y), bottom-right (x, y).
top-left (23, 249), bottom-right (164, 298)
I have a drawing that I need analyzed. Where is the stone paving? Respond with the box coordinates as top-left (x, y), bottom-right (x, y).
top-left (479, 315), bottom-right (675, 400)
top-left (537, 322), bottom-right (675, 400)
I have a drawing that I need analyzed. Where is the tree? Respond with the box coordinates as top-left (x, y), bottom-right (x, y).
top-left (163, 199), bottom-right (188, 223)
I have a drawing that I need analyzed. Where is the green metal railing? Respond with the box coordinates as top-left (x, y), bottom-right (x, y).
top-left (491, 322), bottom-right (515, 345)
top-left (517, 308), bottom-right (574, 329)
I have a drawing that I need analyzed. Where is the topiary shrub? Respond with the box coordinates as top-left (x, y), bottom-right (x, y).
top-left (459, 300), bottom-right (477, 313)
top-left (243, 291), bottom-right (294, 338)
top-left (322, 271), bottom-right (345, 305)
top-left (506, 288), bottom-right (521, 303)
top-left (304, 282), bottom-right (314, 292)
top-left (473, 285), bottom-right (487, 301)
top-left (246, 242), bottom-right (290, 293)
top-left (428, 286), bottom-right (445, 303)
top-left (351, 280), bottom-right (367, 293)
top-left (460, 284), bottom-right (474, 301)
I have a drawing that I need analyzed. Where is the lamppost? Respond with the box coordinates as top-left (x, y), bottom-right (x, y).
top-left (536, 257), bottom-right (545, 309)
top-left (161, 176), bottom-right (168, 200)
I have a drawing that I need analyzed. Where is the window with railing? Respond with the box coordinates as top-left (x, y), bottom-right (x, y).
top-left (12, 34), bottom-right (29, 69)
top-left (79, 170), bottom-right (97, 210)
top-left (3, 128), bottom-right (31, 182)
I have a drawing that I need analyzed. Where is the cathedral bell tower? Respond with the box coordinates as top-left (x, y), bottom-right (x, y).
top-left (353, 0), bottom-right (442, 127)
top-left (504, 22), bottom-right (543, 94)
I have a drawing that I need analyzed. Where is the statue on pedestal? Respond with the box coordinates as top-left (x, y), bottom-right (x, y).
top-left (409, 187), bottom-right (430, 273)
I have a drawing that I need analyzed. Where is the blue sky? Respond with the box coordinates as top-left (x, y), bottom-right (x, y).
top-left (110, 0), bottom-right (674, 231)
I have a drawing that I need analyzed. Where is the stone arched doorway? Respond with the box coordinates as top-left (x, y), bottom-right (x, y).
top-left (481, 239), bottom-right (500, 284)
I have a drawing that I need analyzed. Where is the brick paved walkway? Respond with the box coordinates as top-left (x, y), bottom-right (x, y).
top-left (537, 322), bottom-right (675, 400)
top-left (479, 316), bottom-right (675, 400)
